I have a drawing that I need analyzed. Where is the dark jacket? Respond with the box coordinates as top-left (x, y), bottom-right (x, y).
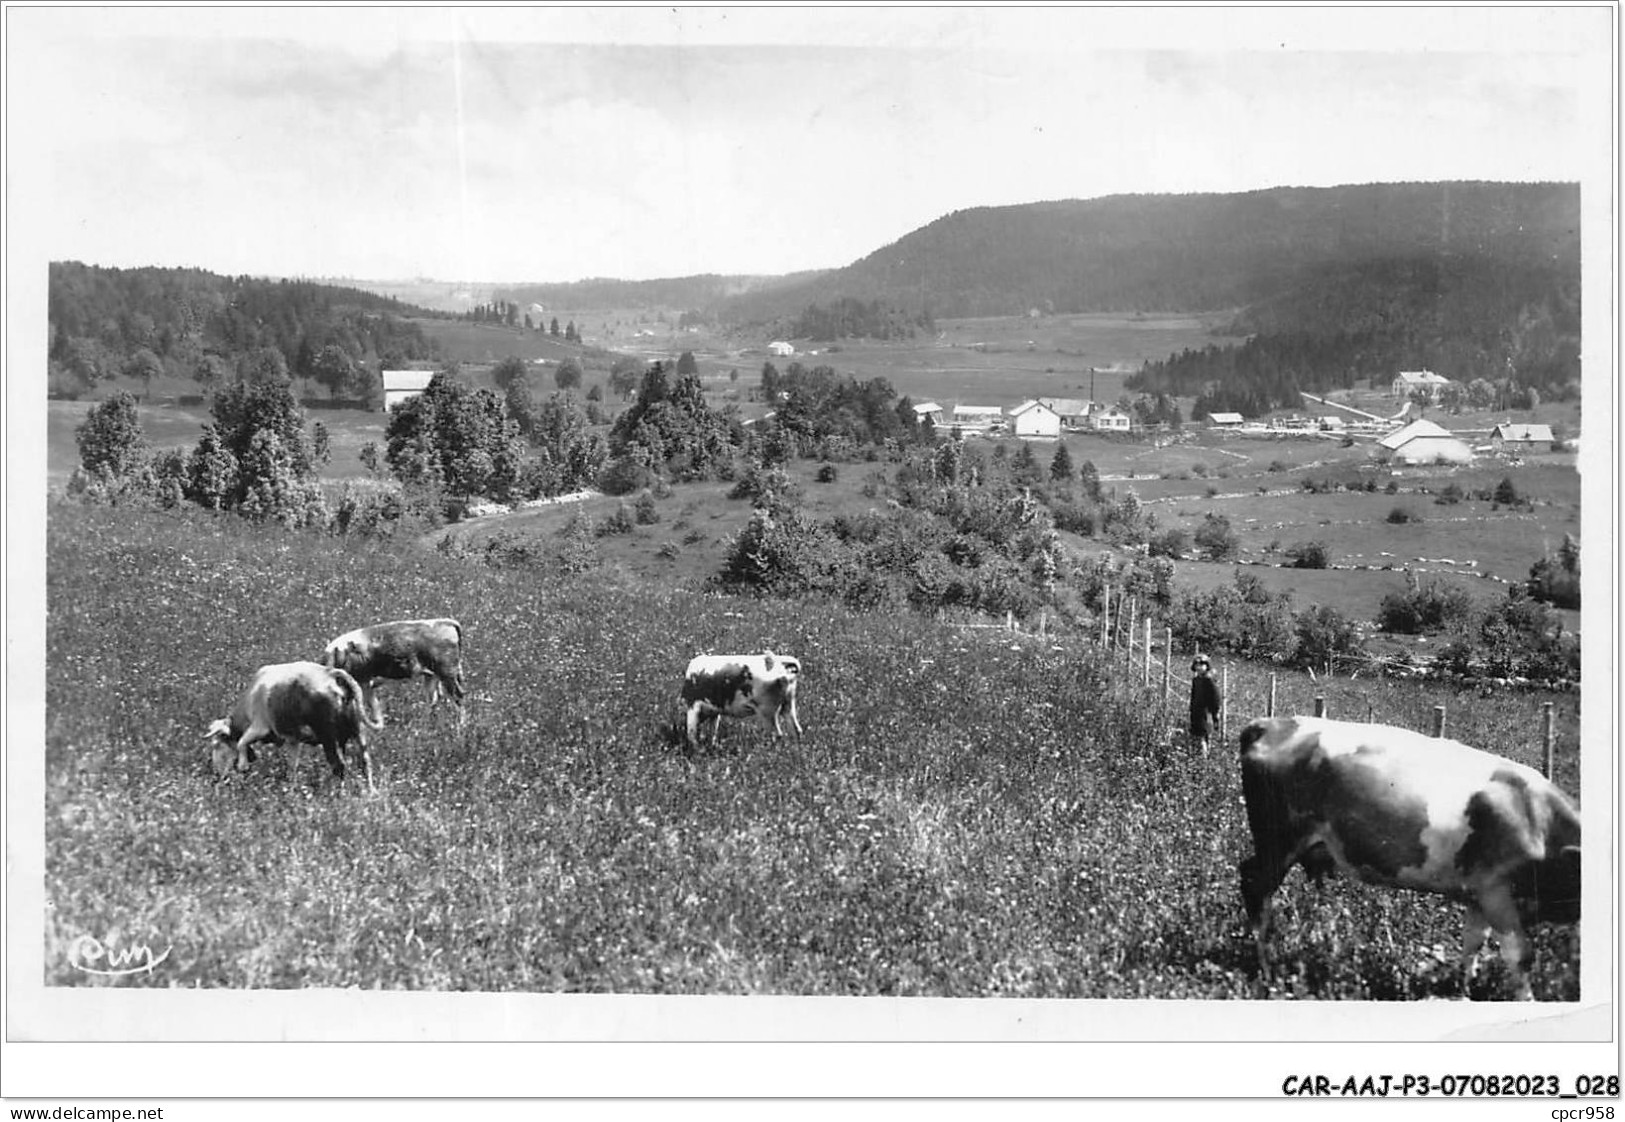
top-left (1189, 675), bottom-right (1221, 738)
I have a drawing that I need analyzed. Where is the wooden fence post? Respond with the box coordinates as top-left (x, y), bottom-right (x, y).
top-left (1219, 664), bottom-right (1228, 748)
top-left (1267, 674), bottom-right (1277, 718)
top-left (1314, 695), bottom-right (1326, 718)
top-left (1101, 585), bottom-right (1111, 647)
top-left (1126, 598), bottom-right (1137, 659)
top-left (1543, 702), bottom-right (1555, 778)
top-left (1162, 627), bottom-right (1172, 726)
top-left (1142, 618), bottom-right (1152, 687)
top-left (1432, 705), bottom-right (1446, 738)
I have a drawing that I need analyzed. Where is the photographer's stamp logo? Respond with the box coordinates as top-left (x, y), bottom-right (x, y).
top-left (67, 932), bottom-right (171, 977)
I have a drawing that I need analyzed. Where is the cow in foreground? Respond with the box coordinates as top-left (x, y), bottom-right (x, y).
top-left (1237, 715), bottom-right (1580, 999)
top-left (204, 661), bottom-right (382, 790)
top-left (321, 618), bottom-right (466, 727)
top-left (681, 651), bottom-right (803, 750)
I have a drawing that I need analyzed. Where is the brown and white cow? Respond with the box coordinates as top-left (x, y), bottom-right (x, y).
top-left (680, 650), bottom-right (803, 750)
top-left (204, 661), bottom-right (383, 790)
top-left (321, 618), bottom-right (466, 727)
top-left (1237, 715), bottom-right (1581, 999)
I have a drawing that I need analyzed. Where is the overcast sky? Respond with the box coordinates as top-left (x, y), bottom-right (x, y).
top-left (7, 6), bottom-right (1611, 284)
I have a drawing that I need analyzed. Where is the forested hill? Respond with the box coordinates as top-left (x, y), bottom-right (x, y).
top-left (47, 263), bottom-right (443, 399)
top-left (718, 181), bottom-right (1579, 323)
top-left (494, 271), bottom-right (830, 318)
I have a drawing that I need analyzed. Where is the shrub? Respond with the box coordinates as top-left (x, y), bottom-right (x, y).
top-left (1377, 577), bottom-right (1476, 635)
top-left (816, 463), bottom-right (839, 484)
top-left (1434, 483), bottom-right (1464, 506)
top-left (597, 455), bottom-right (654, 497)
top-left (558, 509), bottom-right (600, 573)
top-left (656, 541), bottom-right (682, 560)
top-left (1385, 507), bottom-right (1420, 524)
top-left (1148, 528), bottom-right (1188, 559)
top-left (75, 392), bottom-right (149, 479)
top-left (1494, 476), bottom-right (1521, 506)
top-left (597, 502), bottom-right (636, 536)
top-left (719, 505), bottom-right (846, 595)
top-left (634, 490), bottom-right (661, 525)
top-left (1291, 605), bottom-right (1362, 671)
top-left (1384, 480), bottom-right (1400, 494)
top-left (1285, 540), bottom-right (1330, 569)
top-left (1193, 513), bottom-right (1238, 560)
top-left (1527, 533), bottom-right (1580, 609)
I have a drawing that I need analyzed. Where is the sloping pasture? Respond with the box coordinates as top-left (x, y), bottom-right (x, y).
top-left (43, 503), bottom-right (1579, 997)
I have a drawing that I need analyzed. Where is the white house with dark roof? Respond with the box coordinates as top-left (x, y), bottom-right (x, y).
top-left (768, 341), bottom-right (795, 357)
top-left (1008, 400), bottom-right (1061, 438)
top-left (911, 401), bottom-right (944, 425)
top-left (1091, 405), bottom-right (1132, 433)
top-left (1206, 411), bottom-right (1245, 429)
top-left (382, 370), bottom-right (436, 412)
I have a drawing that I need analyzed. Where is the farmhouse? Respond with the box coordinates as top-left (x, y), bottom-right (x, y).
top-left (1206, 412), bottom-right (1245, 430)
top-left (1008, 400), bottom-right (1061, 438)
top-left (1376, 418), bottom-right (1475, 465)
top-left (1090, 405), bottom-right (1132, 433)
top-left (912, 401), bottom-right (944, 425)
top-left (768, 341), bottom-right (795, 357)
top-left (1038, 397), bottom-right (1093, 429)
top-left (526, 302), bottom-right (546, 320)
top-left (381, 370), bottom-right (435, 412)
top-left (1391, 370), bottom-right (1453, 401)
top-left (1491, 422), bottom-right (1555, 449)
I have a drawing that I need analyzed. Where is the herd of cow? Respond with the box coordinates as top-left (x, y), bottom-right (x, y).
top-left (202, 618), bottom-right (1581, 1000)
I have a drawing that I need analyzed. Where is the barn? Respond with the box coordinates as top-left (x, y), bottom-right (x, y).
top-left (912, 401), bottom-right (944, 425)
top-left (1491, 422), bottom-right (1555, 449)
top-left (1206, 412), bottom-right (1245, 430)
top-left (1038, 397), bottom-right (1093, 429)
top-left (1376, 418), bottom-right (1475, 465)
top-left (768, 341), bottom-right (795, 357)
top-left (1008, 400), bottom-right (1061, 438)
top-left (382, 370), bottom-right (436, 412)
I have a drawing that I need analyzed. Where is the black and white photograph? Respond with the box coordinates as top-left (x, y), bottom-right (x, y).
top-left (3, 3), bottom-right (1618, 1109)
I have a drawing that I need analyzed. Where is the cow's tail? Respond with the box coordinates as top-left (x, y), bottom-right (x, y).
top-left (333, 668), bottom-right (384, 730)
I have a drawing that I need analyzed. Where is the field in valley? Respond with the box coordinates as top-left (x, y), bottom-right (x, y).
top-left (43, 502), bottom-right (1582, 999)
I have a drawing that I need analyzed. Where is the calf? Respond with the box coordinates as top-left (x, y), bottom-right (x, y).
top-left (681, 650), bottom-right (803, 750)
top-left (1237, 715), bottom-right (1581, 999)
top-left (204, 661), bottom-right (383, 790)
top-left (321, 618), bottom-right (466, 726)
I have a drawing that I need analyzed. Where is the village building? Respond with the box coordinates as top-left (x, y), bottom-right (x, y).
top-left (911, 401), bottom-right (944, 426)
top-left (767, 341), bottom-right (795, 357)
top-left (1490, 422), bottom-right (1555, 449)
top-left (1376, 417), bottom-right (1475, 465)
top-left (1008, 400), bottom-right (1062, 438)
top-left (952, 404), bottom-right (1005, 428)
top-left (381, 370), bottom-right (435, 412)
top-left (1390, 369), bottom-right (1454, 401)
top-left (1206, 411), bottom-right (1245, 430)
top-left (1038, 397), bottom-right (1093, 429)
top-left (1090, 405), bottom-right (1132, 433)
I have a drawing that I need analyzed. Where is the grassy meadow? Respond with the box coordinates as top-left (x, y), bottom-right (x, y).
top-left (43, 502), bottom-right (1581, 998)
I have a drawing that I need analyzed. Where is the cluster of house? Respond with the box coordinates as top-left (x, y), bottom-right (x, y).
top-left (911, 398), bottom-right (1132, 438)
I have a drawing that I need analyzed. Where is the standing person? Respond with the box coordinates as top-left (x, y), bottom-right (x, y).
top-left (1189, 654), bottom-right (1221, 756)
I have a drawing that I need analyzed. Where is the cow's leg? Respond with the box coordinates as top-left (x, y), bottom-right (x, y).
top-left (351, 735), bottom-right (375, 794)
top-left (1458, 904), bottom-right (1492, 996)
top-left (233, 721), bottom-right (274, 774)
top-left (1475, 887), bottom-right (1535, 1000)
top-left (1239, 848), bottom-right (1295, 976)
top-left (685, 703), bottom-right (703, 751)
top-left (363, 682), bottom-right (384, 727)
top-left (441, 670), bottom-right (467, 727)
top-left (319, 736), bottom-right (348, 787)
top-left (786, 694), bottom-right (803, 738)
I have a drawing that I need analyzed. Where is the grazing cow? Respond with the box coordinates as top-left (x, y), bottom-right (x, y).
top-left (1237, 715), bottom-right (1581, 999)
top-left (204, 661), bottom-right (382, 790)
top-left (321, 618), bottom-right (466, 726)
top-left (681, 650), bottom-right (803, 750)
